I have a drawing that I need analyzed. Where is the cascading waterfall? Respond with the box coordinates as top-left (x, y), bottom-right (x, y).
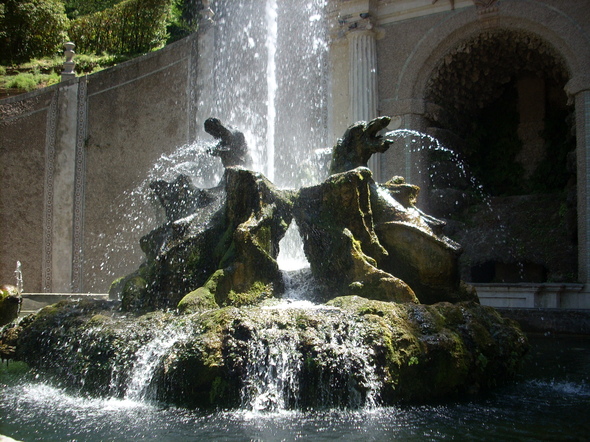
top-left (240, 323), bottom-right (302, 411)
top-left (123, 325), bottom-right (190, 402)
top-left (240, 305), bottom-right (381, 411)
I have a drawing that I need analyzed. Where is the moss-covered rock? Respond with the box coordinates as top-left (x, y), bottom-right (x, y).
top-left (327, 296), bottom-right (528, 401)
top-left (0, 284), bottom-right (22, 327)
top-left (293, 167), bottom-right (470, 304)
top-left (294, 168), bottom-right (415, 303)
top-left (177, 287), bottom-right (219, 314)
top-left (116, 167), bottom-right (293, 313)
top-left (5, 296), bottom-right (527, 408)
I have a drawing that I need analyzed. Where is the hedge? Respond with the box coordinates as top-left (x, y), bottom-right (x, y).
top-left (0, 0), bottom-right (69, 64)
top-left (68, 0), bottom-right (172, 55)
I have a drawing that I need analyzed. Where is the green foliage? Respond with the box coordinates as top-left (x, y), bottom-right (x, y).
top-left (3, 71), bottom-right (59, 91)
top-left (73, 53), bottom-right (132, 73)
top-left (0, 0), bottom-right (69, 64)
top-left (69, 0), bottom-right (172, 55)
top-left (167, 0), bottom-right (200, 43)
top-left (64, 0), bottom-right (123, 19)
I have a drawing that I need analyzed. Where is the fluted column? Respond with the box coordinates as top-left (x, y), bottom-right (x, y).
top-left (566, 75), bottom-right (590, 285)
top-left (348, 30), bottom-right (377, 123)
top-left (347, 26), bottom-right (380, 180)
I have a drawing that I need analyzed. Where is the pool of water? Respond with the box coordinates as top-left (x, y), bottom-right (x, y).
top-left (1, 335), bottom-right (589, 441)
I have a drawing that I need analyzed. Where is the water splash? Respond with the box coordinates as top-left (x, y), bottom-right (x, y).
top-left (241, 324), bottom-right (302, 411)
top-left (239, 307), bottom-right (381, 411)
top-left (384, 129), bottom-right (487, 201)
top-left (383, 129), bottom-right (525, 276)
top-left (124, 324), bottom-right (190, 402)
top-left (14, 261), bottom-right (23, 293)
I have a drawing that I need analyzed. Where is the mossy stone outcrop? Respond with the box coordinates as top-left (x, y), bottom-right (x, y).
top-left (0, 116), bottom-right (530, 411)
top-left (2, 296), bottom-right (527, 408)
top-left (294, 168), bottom-right (417, 303)
top-left (0, 284), bottom-right (22, 327)
top-left (294, 168), bottom-right (472, 304)
top-left (112, 167), bottom-right (293, 312)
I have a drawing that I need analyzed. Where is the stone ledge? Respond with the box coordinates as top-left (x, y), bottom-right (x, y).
top-left (473, 283), bottom-right (588, 309)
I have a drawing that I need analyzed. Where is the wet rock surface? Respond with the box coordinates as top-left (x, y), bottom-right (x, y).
top-left (2, 296), bottom-right (527, 409)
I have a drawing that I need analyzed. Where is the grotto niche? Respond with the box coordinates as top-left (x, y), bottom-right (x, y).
top-left (423, 29), bottom-right (577, 284)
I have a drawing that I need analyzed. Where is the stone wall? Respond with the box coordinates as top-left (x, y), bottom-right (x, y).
top-left (0, 34), bottom-right (199, 293)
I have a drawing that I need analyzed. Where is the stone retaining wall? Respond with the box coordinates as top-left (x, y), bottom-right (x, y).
top-left (0, 34), bottom-right (199, 293)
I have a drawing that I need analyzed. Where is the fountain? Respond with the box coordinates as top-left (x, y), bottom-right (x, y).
top-left (0, 114), bottom-right (528, 413)
top-left (1, 2), bottom-right (588, 440)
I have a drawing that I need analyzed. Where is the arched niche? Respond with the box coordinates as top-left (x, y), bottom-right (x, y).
top-left (381, 1), bottom-right (590, 284)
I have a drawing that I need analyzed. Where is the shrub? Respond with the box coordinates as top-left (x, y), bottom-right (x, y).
top-left (69, 0), bottom-right (172, 55)
top-left (64, 0), bottom-right (123, 20)
top-left (167, 0), bottom-right (200, 43)
top-left (0, 0), bottom-right (69, 64)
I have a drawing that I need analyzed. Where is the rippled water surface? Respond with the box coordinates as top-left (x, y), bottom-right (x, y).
top-left (1, 336), bottom-right (589, 441)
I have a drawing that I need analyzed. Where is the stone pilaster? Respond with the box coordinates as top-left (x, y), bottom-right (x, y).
top-left (346, 20), bottom-right (380, 179)
top-left (567, 74), bottom-right (590, 284)
top-left (575, 89), bottom-right (590, 283)
top-left (41, 78), bottom-right (88, 293)
top-left (348, 29), bottom-right (378, 123)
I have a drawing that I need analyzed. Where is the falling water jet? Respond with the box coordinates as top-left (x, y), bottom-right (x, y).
top-left (265, 0), bottom-right (278, 182)
top-left (383, 129), bottom-right (488, 203)
top-left (383, 129), bottom-right (530, 281)
top-left (14, 261), bottom-right (23, 294)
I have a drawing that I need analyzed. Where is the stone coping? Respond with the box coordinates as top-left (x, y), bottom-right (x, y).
top-left (473, 283), bottom-right (589, 309)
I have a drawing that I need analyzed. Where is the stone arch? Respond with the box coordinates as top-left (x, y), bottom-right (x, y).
top-left (384, 1), bottom-right (590, 284)
top-left (394, 1), bottom-right (589, 106)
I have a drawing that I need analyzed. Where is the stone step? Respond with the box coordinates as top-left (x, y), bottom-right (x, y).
top-left (19, 293), bottom-right (109, 316)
